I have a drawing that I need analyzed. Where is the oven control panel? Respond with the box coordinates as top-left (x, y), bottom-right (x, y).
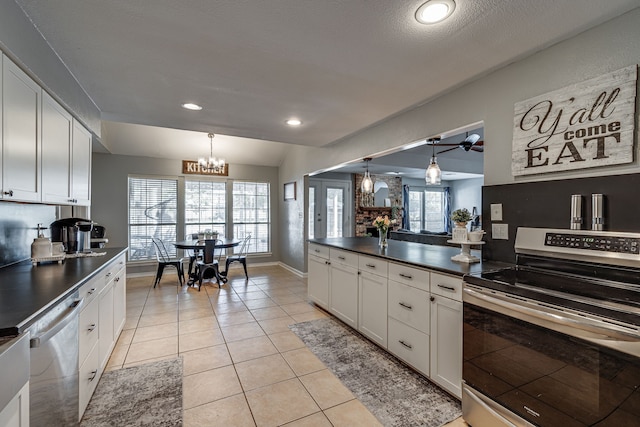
top-left (545, 233), bottom-right (640, 254)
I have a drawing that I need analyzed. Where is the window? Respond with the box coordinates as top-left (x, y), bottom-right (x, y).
top-left (233, 181), bottom-right (270, 254)
top-left (308, 186), bottom-right (315, 239)
top-left (128, 177), bottom-right (178, 260)
top-left (185, 180), bottom-right (226, 238)
top-left (408, 188), bottom-right (446, 233)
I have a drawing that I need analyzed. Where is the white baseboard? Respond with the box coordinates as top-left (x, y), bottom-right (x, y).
top-left (278, 262), bottom-right (307, 278)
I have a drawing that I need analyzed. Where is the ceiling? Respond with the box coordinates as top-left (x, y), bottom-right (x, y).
top-left (14, 0), bottom-right (640, 170)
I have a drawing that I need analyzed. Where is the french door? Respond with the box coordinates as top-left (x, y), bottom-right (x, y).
top-left (309, 179), bottom-right (352, 239)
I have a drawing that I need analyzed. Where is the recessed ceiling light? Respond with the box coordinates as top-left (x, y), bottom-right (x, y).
top-left (182, 103), bottom-right (203, 111)
top-left (416, 0), bottom-right (455, 24)
top-left (286, 118), bottom-right (302, 126)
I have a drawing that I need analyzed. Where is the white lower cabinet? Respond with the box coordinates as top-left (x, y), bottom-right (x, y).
top-left (388, 317), bottom-right (430, 375)
top-left (78, 253), bottom-right (127, 420)
top-left (358, 270), bottom-right (387, 348)
top-left (329, 258), bottom-right (359, 328)
top-left (0, 382), bottom-right (29, 427)
top-left (308, 254), bottom-right (330, 309)
top-left (388, 280), bottom-right (430, 333)
top-left (430, 294), bottom-right (463, 398)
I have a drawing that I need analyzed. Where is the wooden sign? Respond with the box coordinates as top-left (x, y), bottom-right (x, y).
top-left (512, 66), bottom-right (637, 176)
top-left (182, 160), bottom-right (229, 176)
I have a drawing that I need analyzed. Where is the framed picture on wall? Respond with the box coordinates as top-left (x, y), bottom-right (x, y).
top-left (284, 182), bottom-right (296, 201)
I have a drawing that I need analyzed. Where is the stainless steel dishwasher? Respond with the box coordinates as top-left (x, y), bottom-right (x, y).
top-left (28, 290), bottom-right (83, 426)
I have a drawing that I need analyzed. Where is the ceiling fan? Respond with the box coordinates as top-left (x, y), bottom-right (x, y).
top-left (434, 133), bottom-right (484, 154)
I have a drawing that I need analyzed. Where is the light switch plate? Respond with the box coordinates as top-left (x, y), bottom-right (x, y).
top-left (490, 204), bottom-right (503, 221)
top-left (492, 223), bottom-right (509, 240)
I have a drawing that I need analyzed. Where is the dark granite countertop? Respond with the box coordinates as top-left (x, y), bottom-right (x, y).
top-left (309, 237), bottom-right (510, 276)
top-left (0, 248), bottom-right (127, 337)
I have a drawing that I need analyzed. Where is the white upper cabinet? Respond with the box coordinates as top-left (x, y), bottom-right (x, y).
top-left (71, 119), bottom-right (91, 205)
top-left (41, 91), bottom-right (73, 204)
top-left (1, 54), bottom-right (42, 202)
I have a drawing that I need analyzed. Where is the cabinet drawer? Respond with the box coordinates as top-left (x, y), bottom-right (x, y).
top-left (388, 280), bottom-right (430, 333)
top-left (388, 317), bottom-right (429, 376)
top-left (79, 274), bottom-right (102, 305)
top-left (330, 248), bottom-right (358, 268)
top-left (388, 263), bottom-right (429, 292)
top-left (308, 243), bottom-right (329, 260)
top-left (79, 342), bottom-right (101, 419)
top-left (430, 272), bottom-right (462, 301)
top-left (358, 255), bottom-right (388, 277)
top-left (79, 296), bottom-right (99, 364)
top-left (103, 254), bottom-right (126, 284)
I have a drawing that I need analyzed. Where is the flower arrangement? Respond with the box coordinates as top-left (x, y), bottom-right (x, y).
top-left (373, 215), bottom-right (393, 233)
top-left (451, 208), bottom-right (473, 224)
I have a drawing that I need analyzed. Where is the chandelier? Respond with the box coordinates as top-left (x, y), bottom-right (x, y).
top-left (198, 133), bottom-right (225, 173)
top-left (425, 138), bottom-right (442, 185)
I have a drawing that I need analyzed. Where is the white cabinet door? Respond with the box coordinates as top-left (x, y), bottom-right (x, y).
top-left (358, 270), bottom-right (387, 348)
top-left (329, 261), bottom-right (358, 328)
top-left (71, 120), bottom-right (91, 205)
top-left (2, 55), bottom-right (41, 202)
top-left (0, 382), bottom-right (29, 427)
top-left (308, 254), bottom-right (330, 309)
top-left (430, 294), bottom-right (462, 398)
top-left (112, 268), bottom-right (126, 337)
top-left (41, 92), bottom-right (72, 204)
top-left (98, 283), bottom-right (115, 369)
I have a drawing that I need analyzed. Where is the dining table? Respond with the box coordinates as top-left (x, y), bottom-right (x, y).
top-left (173, 238), bottom-right (241, 285)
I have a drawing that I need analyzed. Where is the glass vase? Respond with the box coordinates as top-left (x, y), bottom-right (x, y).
top-left (378, 229), bottom-right (388, 248)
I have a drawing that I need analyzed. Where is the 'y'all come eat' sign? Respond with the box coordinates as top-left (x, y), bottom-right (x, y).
top-left (512, 65), bottom-right (637, 176)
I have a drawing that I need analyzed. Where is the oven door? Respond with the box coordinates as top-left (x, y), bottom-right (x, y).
top-left (462, 285), bottom-right (640, 427)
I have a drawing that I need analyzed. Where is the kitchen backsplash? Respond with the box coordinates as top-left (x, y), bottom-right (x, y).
top-left (0, 202), bottom-right (57, 268)
top-left (482, 172), bottom-right (640, 263)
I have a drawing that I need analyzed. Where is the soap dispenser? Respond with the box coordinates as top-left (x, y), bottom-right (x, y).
top-left (31, 223), bottom-right (52, 259)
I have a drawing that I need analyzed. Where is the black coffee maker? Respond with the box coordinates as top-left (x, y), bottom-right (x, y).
top-left (50, 218), bottom-right (93, 253)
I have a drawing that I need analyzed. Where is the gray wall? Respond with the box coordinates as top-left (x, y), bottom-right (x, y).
top-left (279, 8), bottom-right (640, 272)
top-left (449, 178), bottom-right (483, 220)
top-left (92, 153), bottom-right (280, 272)
top-left (0, 1), bottom-right (101, 137)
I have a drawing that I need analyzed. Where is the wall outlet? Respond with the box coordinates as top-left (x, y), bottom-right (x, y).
top-left (492, 223), bottom-right (509, 240)
top-left (490, 204), bottom-right (503, 221)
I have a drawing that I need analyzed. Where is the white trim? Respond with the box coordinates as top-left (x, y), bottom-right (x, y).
top-left (278, 262), bottom-right (306, 278)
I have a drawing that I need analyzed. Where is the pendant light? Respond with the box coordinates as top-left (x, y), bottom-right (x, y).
top-left (361, 158), bottom-right (374, 194)
top-left (425, 139), bottom-right (442, 185)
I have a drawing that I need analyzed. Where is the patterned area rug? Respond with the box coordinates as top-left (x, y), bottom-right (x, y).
top-left (80, 358), bottom-right (183, 427)
top-left (290, 318), bottom-right (461, 427)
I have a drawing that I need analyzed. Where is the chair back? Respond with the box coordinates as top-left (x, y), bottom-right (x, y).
top-left (151, 237), bottom-right (172, 262)
top-left (202, 239), bottom-right (223, 264)
top-left (236, 233), bottom-right (252, 257)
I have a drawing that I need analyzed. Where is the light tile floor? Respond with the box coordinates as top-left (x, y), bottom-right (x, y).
top-left (106, 265), bottom-right (467, 427)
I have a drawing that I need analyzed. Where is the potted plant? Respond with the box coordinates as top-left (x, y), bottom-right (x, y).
top-left (451, 208), bottom-right (472, 227)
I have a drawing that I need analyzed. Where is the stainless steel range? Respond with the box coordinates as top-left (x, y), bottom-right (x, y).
top-left (462, 227), bottom-right (640, 427)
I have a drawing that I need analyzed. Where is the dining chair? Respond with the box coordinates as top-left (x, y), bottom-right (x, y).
top-left (185, 233), bottom-right (202, 279)
top-left (225, 233), bottom-right (251, 279)
top-left (151, 237), bottom-right (185, 287)
top-left (195, 239), bottom-right (224, 290)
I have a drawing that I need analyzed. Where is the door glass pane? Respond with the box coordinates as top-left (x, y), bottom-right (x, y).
top-left (326, 188), bottom-right (344, 238)
top-left (309, 187), bottom-right (315, 239)
top-left (409, 190), bottom-right (423, 232)
top-left (424, 191), bottom-right (445, 232)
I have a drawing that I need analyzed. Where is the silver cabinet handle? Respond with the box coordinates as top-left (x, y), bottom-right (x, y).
top-left (399, 340), bottom-right (413, 349)
top-left (365, 263), bottom-right (376, 268)
top-left (88, 323), bottom-right (96, 332)
top-left (437, 284), bottom-right (456, 292)
top-left (87, 287), bottom-right (97, 295)
top-left (106, 272), bottom-right (112, 277)
top-left (88, 370), bottom-right (98, 382)
top-left (115, 276), bottom-right (120, 282)
top-left (314, 249), bottom-right (320, 253)
top-left (399, 273), bottom-right (413, 280)
top-left (3, 190), bottom-right (14, 196)
top-left (338, 256), bottom-right (346, 260)
top-left (399, 302), bottom-right (413, 310)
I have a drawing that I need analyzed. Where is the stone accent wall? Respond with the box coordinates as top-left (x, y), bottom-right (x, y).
top-left (354, 174), bottom-right (403, 236)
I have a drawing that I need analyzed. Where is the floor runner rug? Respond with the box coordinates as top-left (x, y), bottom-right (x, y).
top-left (290, 317), bottom-right (461, 427)
top-left (80, 357), bottom-right (183, 427)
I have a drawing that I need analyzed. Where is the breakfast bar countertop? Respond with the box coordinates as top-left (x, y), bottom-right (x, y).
top-left (309, 237), bottom-right (510, 276)
top-left (0, 247), bottom-right (128, 337)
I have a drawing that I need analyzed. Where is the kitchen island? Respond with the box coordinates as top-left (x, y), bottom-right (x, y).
top-left (307, 237), bottom-right (507, 399)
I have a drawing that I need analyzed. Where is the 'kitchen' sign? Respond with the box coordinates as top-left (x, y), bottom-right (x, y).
top-left (512, 66), bottom-right (637, 176)
top-left (182, 160), bottom-right (229, 176)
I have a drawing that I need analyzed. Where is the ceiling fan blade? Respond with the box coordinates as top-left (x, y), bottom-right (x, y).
top-left (431, 143), bottom-right (460, 147)
top-left (471, 146), bottom-right (484, 152)
top-left (436, 146), bottom-right (459, 155)
top-left (464, 133), bottom-right (481, 144)
top-left (474, 140), bottom-right (484, 146)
